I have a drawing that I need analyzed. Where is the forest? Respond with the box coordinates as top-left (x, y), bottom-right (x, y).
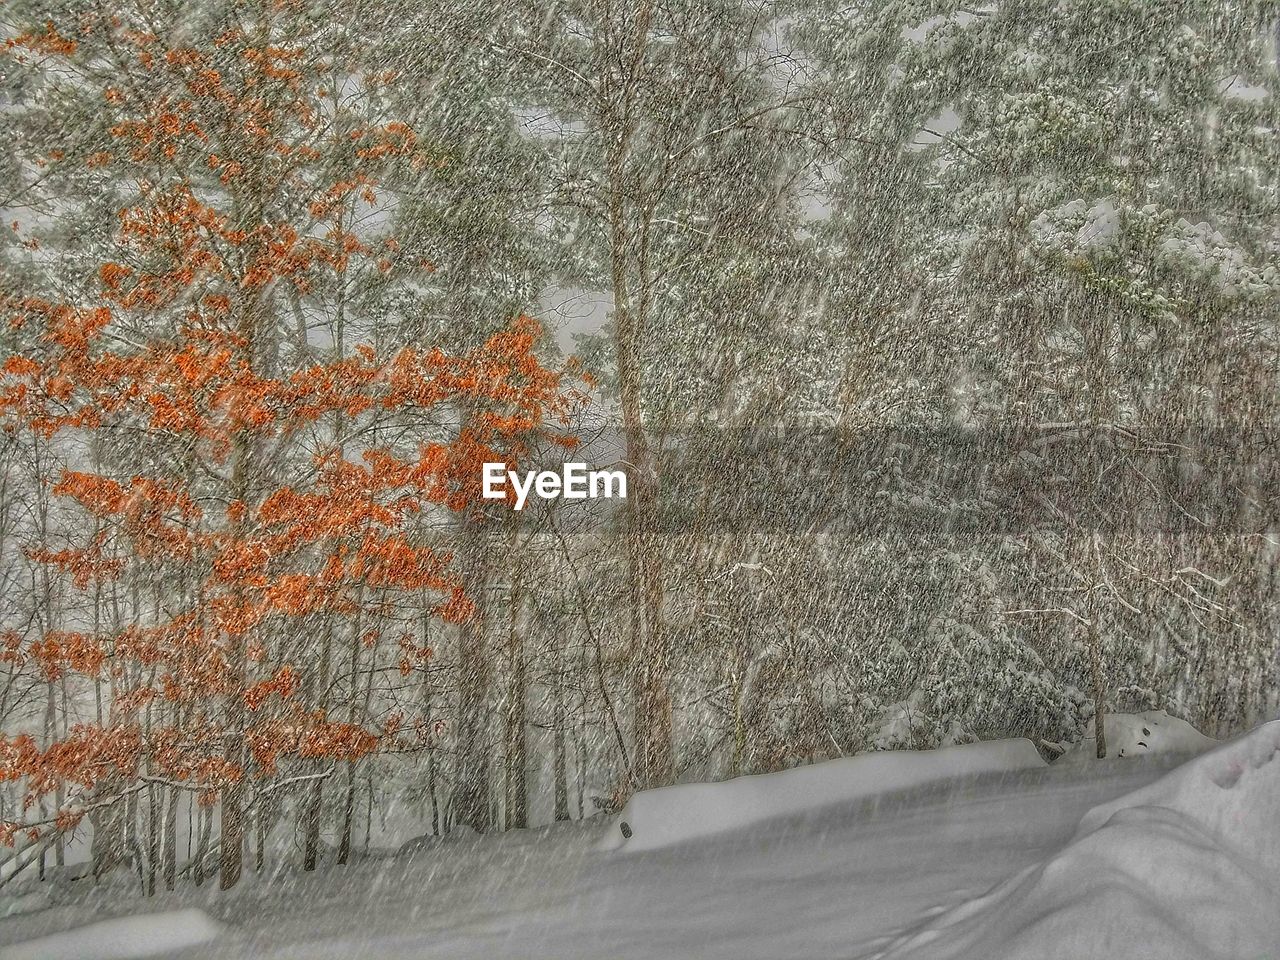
top-left (0, 0), bottom-right (1278, 917)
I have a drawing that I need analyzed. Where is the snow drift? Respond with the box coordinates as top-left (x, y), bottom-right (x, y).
top-left (875, 720), bottom-right (1280, 960)
top-left (0, 907), bottom-right (223, 960)
top-left (1061, 709), bottom-right (1215, 762)
top-left (600, 738), bottom-right (1045, 852)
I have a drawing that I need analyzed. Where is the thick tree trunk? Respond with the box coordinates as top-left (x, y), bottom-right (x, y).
top-left (191, 804), bottom-right (212, 886)
top-left (337, 765), bottom-right (356, 864)
top-left (89, 775), bottom-right (127, 881)
top-left (219, 780), bottom-right (245, 890)
top-left (454, 638), bottom-right (491, 830)
top-left (302, 779), bottom-right (324, 870)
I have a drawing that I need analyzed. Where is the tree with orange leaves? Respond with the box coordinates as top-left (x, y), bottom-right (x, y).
top-left (0, 3), bottom-right (580, 890)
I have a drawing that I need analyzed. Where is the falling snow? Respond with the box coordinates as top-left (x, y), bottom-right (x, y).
top-left (1, 1), bottom-right (1278, 957)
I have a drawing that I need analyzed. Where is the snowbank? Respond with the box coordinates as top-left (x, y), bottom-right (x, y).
top-left (0, 891), bottom-right (49, 919)
top-left (875, 720), bottom-right (1280, 960)
top-left (600, 738), bottom-right (1044, 852)
top-left (0, 907), bottom-right (223, 960)
top-left (1061, 710), bottom-right (1215, 762)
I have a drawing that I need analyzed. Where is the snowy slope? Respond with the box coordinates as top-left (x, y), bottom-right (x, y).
top-left (0, 908), bottom-right (222, 960)
top-left (0, 730), bottom-right (1269, 960)
top-left (600, 738), bottom-right (1045, 852)
top-left (876, 721), bottom-right (1280, 960)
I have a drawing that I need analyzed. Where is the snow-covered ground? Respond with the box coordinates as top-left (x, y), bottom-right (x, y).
top-left (879, 720), bottom-right (1279, 960)
top-left (0, 721), bottom-right (1272, 960)
top-left (0, 908), bottom-right (222, 960)
top-left (600, 737), bottom-right (1046, 853)
top-left (1059, 709), bottom-right (1217, 762)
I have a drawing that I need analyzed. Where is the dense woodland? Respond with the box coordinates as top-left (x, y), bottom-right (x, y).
top-left (1, 0), bottom-right (1278, 894)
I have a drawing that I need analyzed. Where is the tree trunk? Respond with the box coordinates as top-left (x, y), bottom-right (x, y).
top-left (219, 419), bottom-right (251, 889)
top-left (219, 779), bottom-right (244, 889)
top-left (305, 164), bottom-right (352, 868)
top-left (219, 32), bottom-right (276, 886)
top-left (1088, 614), bottom-right (1108, 759)
top-left (600, 0), bottom-right (672, 790)
top-left (454, 639), bottom-right (491, 830)
top-left (255, 801), bottom-right (266, 872)
top-left (337, 764), bottom-right (356, 864)
top-left (89, 775), bottom-right (127, 881)
top-left (196, 804), bottom-right (214, 887)
top-left (146, 785), bottom-right (159, 896)
top-left (421, 604), bottom-right (440, 835)
top-left (302, 782), bottom-right (324, 870)
top-left (338, 593), bottom-right (370, 865)
top-left (553, 675), bottom-right (570, 823)
top-left (302, 616), bottom-right (334, 872)
top-left (614, 275), bottom-right (672, 789)
top-left (504, 539), bottom-right (528, 830)
top-left (163, 787), bottom-right (178, 891)
top-left (454, 550), bottom-right (491, 833)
